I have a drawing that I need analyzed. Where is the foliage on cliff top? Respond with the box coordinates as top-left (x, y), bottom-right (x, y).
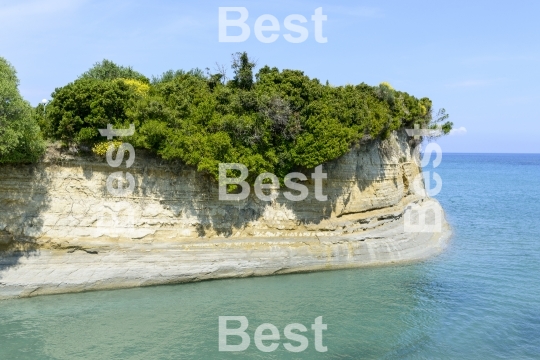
top-left (0, 57), bottom-right (45, 164)
top-left (40, 53), bottom-right (452, 180)
top-left (42, 78), bottom-right (140, 144)
top-left (79, 59), bottom-right (149, 83)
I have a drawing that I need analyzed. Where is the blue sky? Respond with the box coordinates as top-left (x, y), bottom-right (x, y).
top-left (1, 0), bottom-right (539, 153)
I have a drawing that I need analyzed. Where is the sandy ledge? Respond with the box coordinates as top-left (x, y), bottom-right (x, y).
top-left (0, 199), bottom-right (451, 300)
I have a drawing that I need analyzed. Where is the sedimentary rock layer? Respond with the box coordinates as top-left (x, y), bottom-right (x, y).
top-left (0, 131), bottom-right (451, 299)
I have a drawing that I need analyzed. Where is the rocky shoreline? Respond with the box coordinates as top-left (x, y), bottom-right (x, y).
top-left (0, 131), bottom-right (451, 299)
top-left (0, 198), bottom-right (450, 300)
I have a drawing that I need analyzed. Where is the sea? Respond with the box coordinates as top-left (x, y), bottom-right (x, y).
top-left (1, 154), bottom-right (539, 359)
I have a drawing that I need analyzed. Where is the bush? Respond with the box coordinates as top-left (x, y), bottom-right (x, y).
top-left (92, 139), bottom-right (124, 156)
top-left (80, 59), bottom-right (149, 83)
top-left (45, 77), bottom-right (140, 145)
top-left (118, 78), bottom-right (149, 96)
top-left (0, 57), bottom-right (45, 164)
top-left (44, 54), bottom-right (451, 180)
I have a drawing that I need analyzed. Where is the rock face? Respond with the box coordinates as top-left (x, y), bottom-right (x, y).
top-left (0, 131), bottom-right (451, 299)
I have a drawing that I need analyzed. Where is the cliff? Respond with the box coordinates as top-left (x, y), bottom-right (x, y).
top-left (0, 131), bottom-right (451, 299)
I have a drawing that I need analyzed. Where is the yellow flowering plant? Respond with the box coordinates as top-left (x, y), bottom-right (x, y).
top-left (92, 140), bottom-right (124, 156)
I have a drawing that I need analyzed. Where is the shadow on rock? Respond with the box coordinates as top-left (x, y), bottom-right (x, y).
top-left (0, 163), bottom-right (51, 275)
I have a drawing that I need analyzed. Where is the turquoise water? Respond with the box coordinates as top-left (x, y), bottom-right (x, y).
top-left (1, 154), bottom-right (540, 359)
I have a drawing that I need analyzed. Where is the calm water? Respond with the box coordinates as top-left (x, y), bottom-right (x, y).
top-left (1, 154), bottom-right (540, 359)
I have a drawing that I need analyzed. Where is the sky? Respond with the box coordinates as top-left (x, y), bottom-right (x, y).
top-left (1, 0), bottom-right (539, 153)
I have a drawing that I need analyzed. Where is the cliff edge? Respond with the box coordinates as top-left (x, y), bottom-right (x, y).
top-left (0, 131), bottom-right (451, 299)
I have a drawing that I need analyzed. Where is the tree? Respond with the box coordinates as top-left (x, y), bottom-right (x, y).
top-left (0, 57), bottom-right (44, 163)
top-left (80, 59), bottom-right (149, 83)
top-left (231, 52), bottom-right (256, 90)
top-left (40, 53), bottom-right (451, 180)
top-left (45, 78), bottom-right (139, 145)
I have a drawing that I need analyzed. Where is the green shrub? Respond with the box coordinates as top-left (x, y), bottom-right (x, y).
top-left (0, 57), bottom-right (45, 164)
top-left (44, 54), bottom-right (451, 180)
top-left (45, 77), bottom-right (139, 145)
top-left (80, 59), bottom-right (149, 83)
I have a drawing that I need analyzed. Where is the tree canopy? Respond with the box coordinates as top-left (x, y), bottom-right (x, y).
top-left (79, 59), bottom-right (149, 83)
top-left (0, 57), bottom-right (45, 164)
top-left (41, 53), bottom-right (452, 180)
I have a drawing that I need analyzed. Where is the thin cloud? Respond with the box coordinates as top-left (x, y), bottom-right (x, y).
top-left (0, 0), bottom-right (85, 19)
top-left (326, 6), bottom-right (383, 18)
top-left (502, 95), bottom-right (540, 105)
top-left (449, 126), bottom-right (467, 136)
top-left (448, 80), bottom-right (489, 88)
top-left (461, 55), bottom-right (537, 64)
top-left (0, 0), bottom-right (86, 30)
top-left (156, 15), bottom-right (214, 35)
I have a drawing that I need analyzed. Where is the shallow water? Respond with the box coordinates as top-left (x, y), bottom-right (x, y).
top-left (1, 154), bottom-right (539, 359)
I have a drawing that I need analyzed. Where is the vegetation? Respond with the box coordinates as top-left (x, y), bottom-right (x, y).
top-left (43, 78), bottom-right (141, 145)
top-left (92, 139), bottom-right (124, 156)
top-left (2, 53), bottom-right (453, 177)
top-left (79, 59), bottom-right (149, 83)
top-left (0, 57), bottom-right (45, 164)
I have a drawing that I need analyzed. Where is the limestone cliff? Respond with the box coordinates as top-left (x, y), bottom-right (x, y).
top-left (0, 131), bottom-right (451, 299)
